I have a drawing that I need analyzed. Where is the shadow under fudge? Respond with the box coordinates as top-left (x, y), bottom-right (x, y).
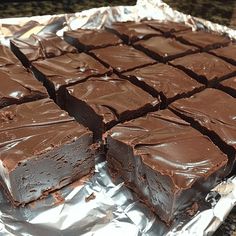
top-left (0, 99), bottom-right (95, 206)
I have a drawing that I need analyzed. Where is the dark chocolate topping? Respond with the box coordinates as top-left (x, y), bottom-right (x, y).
top-left (170, 88), bottom-right (236, 150)
top-left (220, 77), bottom-right (236, 92)
top-left (64, 29), bottom-right (122, 50)
top-left (134, 36), bottom-right (198, 61)
top-left (108, 109), bottom-right (227, 189)
top-left (174, 30), bottom-right (230, 49)
top-left (91, 45), bottom-right (155, 73)
top-left (66, 74), bottom-right (159, 124)
top-left (170, 53), bottom-right (236, 84)
top-left (124, 63), bottom-right (202, 100)
top-left (32, 53), bottom-right (110, 90)
top-left (0, 98), bottom-right (90, 170)
top-left (0, 45), bottom-right (19, 67)
top-left (10, 33), bottom-right (77, 62)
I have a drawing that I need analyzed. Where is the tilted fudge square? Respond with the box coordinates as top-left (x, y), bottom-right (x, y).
top-left (0, 45), bottom-right (20, 67)
top-left (64, 29), bottom-right (122, 52)
top-left (63, 74), bottom-right (160, 140)
top-left (0, 65), bottom-right (47, 108)
top-left (90, 44), bottom-right (155, 73)
top-left (10, 33), bottom-right (77, 67)
top-left (144, 20), bottom-right (191, 36)
top-left (174, 30), bottom-right (231, 51)
top-left (133, 36), bottom-right (198, 62)
top-left (106, 21), bottom-right (162, 44)
top-left (107, 109), bottom-right (227, 224)
top-left (210, 44), bottom-right (236, 66)
top-left (0, 98), bottom-right (94, 205)
top-left (217, 76), bottom-right (236, 98)
top-left (169, 53), bottom-right (236, 86)
top-left (170, 88), bottom-right (236, 175)
top-left (123, 63), bottom-right (204, 107)
top-left (31, 52), bottom-right (110, 104)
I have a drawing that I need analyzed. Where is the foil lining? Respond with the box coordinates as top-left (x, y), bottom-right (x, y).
top-left (0, 1), bottom-right (235, 235)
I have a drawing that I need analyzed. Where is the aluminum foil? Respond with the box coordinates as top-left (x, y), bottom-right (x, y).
top-left (0, 1), bottom-right (235, 235)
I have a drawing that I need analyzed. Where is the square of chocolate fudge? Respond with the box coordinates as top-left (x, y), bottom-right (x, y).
top-left (105, 21), bottom-right (162, 44)
top-left (143, 20), bottom-right (191, 36)
top-left (90, 45), bottom-right (155, 73)
top-left (0, 98), bottom-right (94, 205)
top-left (169, 52), bottom-right (236, 86)
top-left (174, 30), bottom-right (231, 51)
top-left (31, 52), bottom-right (110, 104)
top-left (133, 36), bottom-right (198, 62)
top-left (210, 44), bottom-right (236, 66)
top-left (107, 109), bottom-right (227, 224)
top-left (63, 74), bottom-right (160, 140)
top-left (217, 76), bottom-right (236, 98)
top-left (0, 45), bottom-right (20, 67)
top-left (122, 63), bottom-right (204, 107)
top-left (10, 33), bottom-right (77, 67)
top-left (170, 88), bottom-right (236, 175)
top-left (64, 29), bottom-right (122, 52)
top-left (0, 65), bottom-right (47, 108)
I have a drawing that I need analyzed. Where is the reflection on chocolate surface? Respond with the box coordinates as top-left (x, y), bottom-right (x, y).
top-left (123, 63), bottom-right (204, 106)
top-left (170, 88), bottom-right (236, 175)
top-left (170, 52), bottom-right (236, 85)
top-left (64, 74), bottom-right (159, 140)
top-left (64, 29), bottom-right (122, 51)
top-left (0, 98), bottom-right (94, 205)
top-left (10, 33), bottom-right (77, 67)
top-left (0, 65), bottom-right (47, 108)
top-left (91, 44), bottom-right (155, 73)
top-left (107, 109), bottom-right (227, 224)
top-left (134, 36), bottom-right (198, 62)
top-left (106, 21), bottom-right (162, 44)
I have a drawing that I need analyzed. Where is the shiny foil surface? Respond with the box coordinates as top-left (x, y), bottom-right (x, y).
top-left (0, 0), bottom-right (235, 235)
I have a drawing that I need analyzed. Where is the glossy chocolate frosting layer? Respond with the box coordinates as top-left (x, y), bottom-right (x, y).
top-left (0, 65), bottom-right (47, 108)
top-left (0, 45), bottom-right (20, 67)
top-left (170, 52), bottom-right (236, 85)
top-left (0, 98), bottom-right (94, 205)
top-left (174, 30), bottom-right (231, 50)
top-left (123, 63), bottom-right (203, 105)
top-left (134, 36), bottom-right (198, 62)
top-left (219, 77), bottom-right (236, 98)
top-left (64, 29), bottom-right (122, 51)
top-left (91, 44), bottom-right (155, 73)
top-left (170, 88), bottom-right (236, 174)
top-left (106, 21), bottom-right (162, 44)
top-left (10, 33), bottom-right (77, 67)
top-left (107, 109), bottom-right (227, 223)
top-left (64, 74), bottom-right (159, 139)
top-left (210, 44), bottom-right (236, 66)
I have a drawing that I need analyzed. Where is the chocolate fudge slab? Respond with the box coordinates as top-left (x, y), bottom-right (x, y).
top-left (64, 29), bottom-right (122, 52)
top-left (0, 98), bottom-right (94, 205)
top-left (64, 74), bottom-right (160, 140)
top-left (105, 21), bottom-right (162, 44)
top-left (144, 20), bottom-right (191, 36)
top-left (90, 45), bottom-right (155, 73)
top-left (133, 36), bottom-right (198, 62)
top-left (218, 76), bottom-right (236, 98)
top-left (10, 33), bottom-right (77, 67)
top-left (0, 65), bottom-right (47, 108)
top-left (123, 63), bottom-right (204, 107)
top-left (170, 88), bottom-right (236, 175)
top-left (107, 109), bottom-right (227, 224)
top-left (210, 44), bottom-right (236, 66)
top-left (0, 45), bottom-right (20, 67)
top-left (31, 52), bottom-right (110, 104)
top-left (174, 30), bottom-right (231, 51)
top-left (169, 53), bottom-right (236, 86)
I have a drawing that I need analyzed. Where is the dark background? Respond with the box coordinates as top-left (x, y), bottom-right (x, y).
top-left (0, 0), bottom-right (235, 28)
